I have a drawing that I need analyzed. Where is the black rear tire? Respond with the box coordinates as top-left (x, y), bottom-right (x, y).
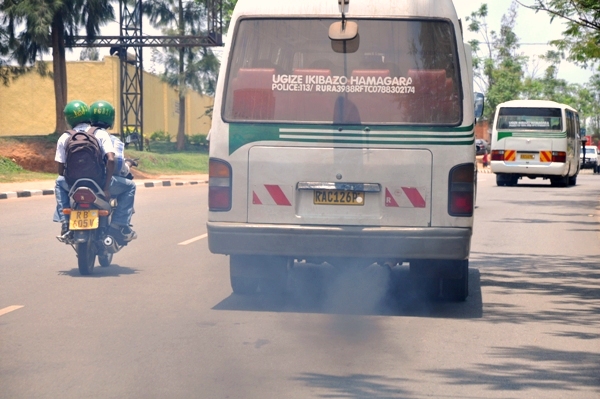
top-left (98, 253), bottom-right (113, 267)
top-left (550, 175), bottom-right (569, 187)
top-left (77, 242), bottom-right (96, 275)
top-left (230, 276), bottom-right (260, 295)
top-left (495, 174), bottom-right (505, 186)
top-left (496, 174), bottom-right (518, 186)
top-left (441, 260), bottom-right (469, 302)
top-left (230, 255), bottom-right (288, 295)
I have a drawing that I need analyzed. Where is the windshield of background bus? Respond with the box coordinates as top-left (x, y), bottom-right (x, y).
top-left (497, 107), bottom-right (562, 131)
top-left (223, 19), bottom-right (462, 125)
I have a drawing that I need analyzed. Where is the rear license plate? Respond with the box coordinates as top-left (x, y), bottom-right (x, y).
top-left (69, 210), bottom-right (99, 230)
top-left (314, 190), bottom-right (364, 205)
top-left (520, 153), bottom-right (535, 160)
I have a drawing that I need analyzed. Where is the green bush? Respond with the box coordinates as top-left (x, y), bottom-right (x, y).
top-left (150, 130), bottom-right (172, 142)
top-left (187, 133), bottom-right (208, 147)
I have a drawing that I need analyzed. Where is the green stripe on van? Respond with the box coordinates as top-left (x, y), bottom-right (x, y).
top-left (229, 124), bottom-right (474, 154)
top-left (497, 131), bottom-right (567, 141)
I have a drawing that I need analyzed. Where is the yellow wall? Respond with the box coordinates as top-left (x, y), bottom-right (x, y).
top-left (0, 56), bottom-right (213, 137)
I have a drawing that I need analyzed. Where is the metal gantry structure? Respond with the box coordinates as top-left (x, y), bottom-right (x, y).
top-left (71, 0), bottom-right (223, 150)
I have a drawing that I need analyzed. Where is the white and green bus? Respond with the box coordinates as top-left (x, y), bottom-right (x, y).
top-left (490, 100), bottom-right (581, 187)
top-left (207, 0), bottom-right (483, 301)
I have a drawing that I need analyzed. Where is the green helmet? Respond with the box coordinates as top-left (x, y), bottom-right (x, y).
top-left (63, 100), bottom-right (90, 128)
top-left (90, 100), bottom-right (115, 129)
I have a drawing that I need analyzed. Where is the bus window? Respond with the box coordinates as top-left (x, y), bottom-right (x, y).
top-left (223, 18), bottom-right (462, 125)
top-left (496, 107), bottom-right (562, 131)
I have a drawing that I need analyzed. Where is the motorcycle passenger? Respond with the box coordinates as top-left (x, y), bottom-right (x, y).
top-left (89, 100), bottom-right (137, 179)
top-left (54, 100), bottom-right (137, 243)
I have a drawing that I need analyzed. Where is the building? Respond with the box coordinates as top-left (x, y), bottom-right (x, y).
top-left (0, 56), bottom-right (213, 138)
top-left (475, 120), bottom-right (490, 142)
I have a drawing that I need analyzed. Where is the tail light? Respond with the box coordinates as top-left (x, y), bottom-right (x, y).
top-left (448, 163), bottom-right (474, 217)
top-left (491, 150), bottom-right (504, 161)
top-left (209, 158), bottom-right (232, 211)
top-left (73, 188), bottom-right (96, 204)
top-left (552, 151), bottom-right (566, 163)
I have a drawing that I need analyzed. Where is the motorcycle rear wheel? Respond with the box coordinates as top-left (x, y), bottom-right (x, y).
top-left (98, 253), bottom-right (113, 267)
top-left (77, 242), bottom-right (96, 275)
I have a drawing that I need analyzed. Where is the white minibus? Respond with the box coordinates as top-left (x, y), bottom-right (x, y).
top-left (207, 0), bottom-right (482, 301)
top-left (490, 100), bottom-right (581, 186)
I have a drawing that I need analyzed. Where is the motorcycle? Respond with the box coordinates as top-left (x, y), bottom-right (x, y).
top-left (57, 178), bottom-right (127, 275)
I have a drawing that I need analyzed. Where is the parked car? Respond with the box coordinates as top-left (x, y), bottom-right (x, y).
top-left (580, 146), bottom-right (599, 173)
top-left (475, 139), bottom-right (489, 155)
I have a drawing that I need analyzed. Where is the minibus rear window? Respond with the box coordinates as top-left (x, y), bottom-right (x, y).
top-left (223, 18), bottom-right (462, 125)
top-left (497, 107), bottom-right (562, 131)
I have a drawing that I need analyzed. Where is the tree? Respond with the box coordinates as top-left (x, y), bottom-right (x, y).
top-left (2, 0), bottom-right (113, 133)
top-left (222, 0), bottom-right (237, 31)
top-left (467, 1), bottom-right (526, 120)
top-left (144, 0), bottom-right (220, 150)
top-left (0, 9), bottom-right (51, 86)
top-left (519, 1), bottom-right (600, 67)
top-left (582, 73), bottom-right (600, 140)
top-left (79, 47), bottom-right (99, 61)
top-left (465, 4), bottom-right (494, 94)
top-left (522, 50), bottom-right (580, 105)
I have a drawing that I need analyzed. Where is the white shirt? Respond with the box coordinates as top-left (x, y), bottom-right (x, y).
top-left (55, 123), bottom-right (115, 164)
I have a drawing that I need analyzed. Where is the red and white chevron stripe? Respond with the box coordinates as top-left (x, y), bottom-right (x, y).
top-left (385, 187), bottom-right (427, 208)
top-left (252, 184), bottom-right (293, 206)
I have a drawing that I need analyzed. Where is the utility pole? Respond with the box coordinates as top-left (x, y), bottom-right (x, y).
top-left (71, 0), bottom-right (223, 150)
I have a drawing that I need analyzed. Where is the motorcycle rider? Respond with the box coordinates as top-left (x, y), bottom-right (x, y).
top-left (54, 100), bottom-right (137, 242)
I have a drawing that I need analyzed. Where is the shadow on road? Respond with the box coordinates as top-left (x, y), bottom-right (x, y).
top-left (469, 252), bottom-right (600, 327)
top-left (287, 253), bottom-right (600, 396)
top-left (213, 263), bottom-right (483, 319)
top-left (424, 345), bottom-right (600, 393)
top-left (293, 372), bottom-right (411, 399)
top-left (57, 263), bottom-right (139, 277)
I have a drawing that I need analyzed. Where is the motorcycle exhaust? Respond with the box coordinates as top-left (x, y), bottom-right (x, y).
top-left (102, 235), bottom-right (122, 253)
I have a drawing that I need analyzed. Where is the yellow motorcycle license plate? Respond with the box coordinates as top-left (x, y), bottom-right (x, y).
top-left (69, 210), bottom-right (99, 230)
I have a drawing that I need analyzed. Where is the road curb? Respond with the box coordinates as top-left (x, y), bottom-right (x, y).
top-left (0, 179), bottom-right (208, 200)
top-left (0, 192), bottom-right (17, 199)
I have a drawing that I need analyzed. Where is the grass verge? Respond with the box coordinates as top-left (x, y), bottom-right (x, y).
top-left (125, 141), bottom-right (208, 175)
top-left (0, 156), bottom-right (55, 182)
top-left (0, 135), bottom-right (208, 183)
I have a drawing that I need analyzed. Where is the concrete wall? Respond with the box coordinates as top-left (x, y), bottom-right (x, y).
top-left (0, 56), bottom-right (213, 137)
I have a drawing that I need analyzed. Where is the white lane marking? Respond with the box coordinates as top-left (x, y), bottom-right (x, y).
top-left (0, 306), bottom-right (24, 317)
top-left (178, 234), bottom-right (208, 246)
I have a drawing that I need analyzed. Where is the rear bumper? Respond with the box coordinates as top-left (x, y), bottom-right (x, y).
top-left (207, 222), bottom-right (471, 260)
top-left (490, 161), bottom-right (569, 176)
top-left (581, 160), bottom-right (597, 168)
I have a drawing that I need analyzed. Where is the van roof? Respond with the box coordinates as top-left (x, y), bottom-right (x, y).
top-left (497, 99), bottom-right (578, 112)
top-left (231, 0), bottom-right (459, 20)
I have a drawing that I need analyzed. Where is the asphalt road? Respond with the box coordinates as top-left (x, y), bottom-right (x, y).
top-left (1, 177), bottom-right (599, 399)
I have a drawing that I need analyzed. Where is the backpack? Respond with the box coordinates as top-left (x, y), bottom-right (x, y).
top-left (63, 127), bottom-right (106, 186)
